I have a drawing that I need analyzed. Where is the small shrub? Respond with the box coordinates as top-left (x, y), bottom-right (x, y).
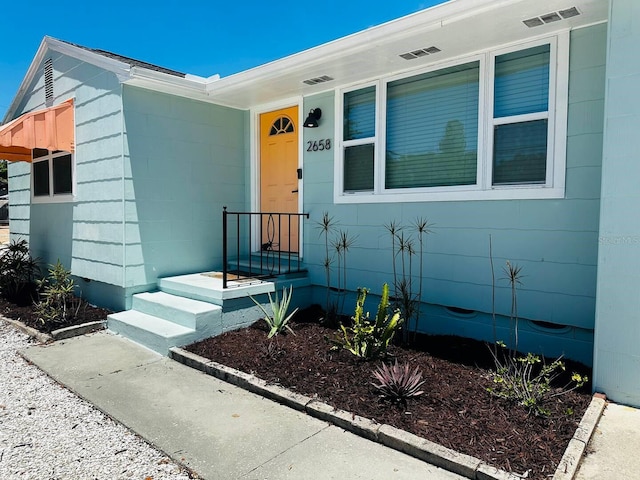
top-left (249, 285), bottom-right (298, 338)
top-left (35, 260), bottom-right (82, 327)
top-left (372, 360), bottom-right (425, 405)
top-left (487, 258), bottom-right (588, 415)
top-left (0, 239), bottom-right (40, 305)
top-left (488, 345), bottom-right (588, 416)
top-left (334, 283), bottom-right (403, 359)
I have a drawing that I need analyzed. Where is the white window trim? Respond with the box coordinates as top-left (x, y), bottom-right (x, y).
top-left (31, 150), bottom-right (75, 204)
top-left (334, 32), bottom-right (569, 204)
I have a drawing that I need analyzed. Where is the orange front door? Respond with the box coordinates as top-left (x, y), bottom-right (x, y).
top-left (259, 106), bottom-right (299, 253)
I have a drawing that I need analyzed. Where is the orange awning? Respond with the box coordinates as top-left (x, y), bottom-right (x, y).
top-left (0, 99), bottom-right (75, 162)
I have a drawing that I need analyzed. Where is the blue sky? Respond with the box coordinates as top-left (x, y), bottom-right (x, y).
top-left (0, 1), bottom-right (445, 118)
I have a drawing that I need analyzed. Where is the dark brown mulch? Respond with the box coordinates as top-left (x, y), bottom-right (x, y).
top-left (187, 305), bottom-right (592, 480)
top-left (0, 296), bottom-right (112, 333)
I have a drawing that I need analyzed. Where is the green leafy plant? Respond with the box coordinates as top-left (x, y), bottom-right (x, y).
top-left (372, 360), bottom-right (425, 406)
top-left (249, 285), bottom-right (298, 338)
top-left (334, 283), bottom-right (403, 359)
top-left (488, 346), bottom-right (588, 416)
top-left (35, 260), bottom-right (83, 328)
top-left (0, 239), bottom-right (40, 305)
top-left (487, 258), bottom-right (587, 415)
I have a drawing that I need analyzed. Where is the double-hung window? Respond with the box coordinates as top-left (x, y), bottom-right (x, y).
top-left (32, 148), bottom-right (74, 202)
top-left (336, 34), bottom-right (567, 203)
top-left (491, 44), bottom-right (551, 185)
top-left (343, 85), bottom-right (377, 192)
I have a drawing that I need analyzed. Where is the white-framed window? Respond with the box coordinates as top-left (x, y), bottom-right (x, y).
top-left (335, 34), bottom-right (568, 203)
top-left (31, 148), bottom-right (74, 203)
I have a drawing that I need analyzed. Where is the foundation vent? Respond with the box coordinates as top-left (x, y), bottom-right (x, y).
top-left (303, 75), bottom-right (334, 86)
top-left (399, 46), bottom-right (441, 60)
top-left (44, 58), bottom-right (54, 107)
top-left (523, 7), bottom-right (580, 28)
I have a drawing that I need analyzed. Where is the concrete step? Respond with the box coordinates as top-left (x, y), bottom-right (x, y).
top-left (107, 310), bottom-right (220, 355)
top-left (132, 291), bottom-right (222, 330)
top-left (158, 272), bottom-right (274, 304)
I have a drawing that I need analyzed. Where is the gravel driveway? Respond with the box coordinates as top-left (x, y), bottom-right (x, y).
top-left (0, 319), bottom-right (195, 479)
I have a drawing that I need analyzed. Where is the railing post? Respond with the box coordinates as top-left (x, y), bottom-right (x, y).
top-left (222, 206), bottom-right (228, 289)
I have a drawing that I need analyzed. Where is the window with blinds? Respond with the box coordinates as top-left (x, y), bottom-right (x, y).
top-left (343, 85), bottom-right (376, 192)
top-left (385, 62), bottom-right (479, 189)
top-left (336, 36), bottom-right (564, 202)
top-left (492, 44), bottom-right (550, 185)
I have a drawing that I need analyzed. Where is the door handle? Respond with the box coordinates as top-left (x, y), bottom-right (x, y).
top-left (291, 189), bottom-right (299, 193)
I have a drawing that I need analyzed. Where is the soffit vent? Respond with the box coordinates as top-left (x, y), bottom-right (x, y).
top-left (303, 75), bottom-right (334, 86)
top-left (44, 58), bottom-right (54, 107)
top-left (523, 7), bottom-right (580, 28)
top-left (399, 46), bottom-right (441, 60)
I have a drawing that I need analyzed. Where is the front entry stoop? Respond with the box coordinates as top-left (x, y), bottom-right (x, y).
top-left (107, 270), bottom-right (309, 355)
top-left (108, 291), bottom-right (222, 355)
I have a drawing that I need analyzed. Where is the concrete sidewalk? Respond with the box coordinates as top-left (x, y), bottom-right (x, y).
top-left (575, 402), bottom-right (640, 479)
top-left (21, 331), bottom-right (465, 480)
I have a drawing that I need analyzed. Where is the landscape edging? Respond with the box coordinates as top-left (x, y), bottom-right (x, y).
top-left (552, 393), bottom-right (606, 480)
top-left (1, 315), bottom-right (52, 344)
top-left (50, 320), bottom-right (106, 340)
top-left (0, 315), bottom-right (106, 343)
top-left (170, 346), bottom-right (530, 480)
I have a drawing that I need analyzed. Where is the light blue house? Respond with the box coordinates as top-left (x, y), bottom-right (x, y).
top-left (1, 0), bottom-right (638, 407)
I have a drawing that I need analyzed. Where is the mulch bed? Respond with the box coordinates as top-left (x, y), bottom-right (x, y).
top-left (187, 305), bottom-right (592, 480)
top-left (0, 297), bottom-right (112, 334)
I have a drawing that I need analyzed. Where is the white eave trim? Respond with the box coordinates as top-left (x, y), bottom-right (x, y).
top-left (126, 66), bottom-right (209, 92)
top-left (205, 0), bottom-right (509, 95)
top-left (46, 37), bottom-right (132, 79)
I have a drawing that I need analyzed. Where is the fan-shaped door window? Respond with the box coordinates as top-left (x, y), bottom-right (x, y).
top-left (269, 116), bottom-right (295, 135)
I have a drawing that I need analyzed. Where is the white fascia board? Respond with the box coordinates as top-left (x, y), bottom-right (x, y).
top-left (127, 66), bottom-right (207, 91)
top-left (45, 37), bottom-right (132, 79)
top-left (206, 0), bottom-right (513, 95)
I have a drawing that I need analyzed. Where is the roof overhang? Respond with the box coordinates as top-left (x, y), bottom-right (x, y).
top-left (2, 38), bottom-right (212, 124)
top-left (199, 0), bottom-right (608, 109)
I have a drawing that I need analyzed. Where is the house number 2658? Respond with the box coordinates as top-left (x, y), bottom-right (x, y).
top-left (306, 139), bottom-right (331, 152)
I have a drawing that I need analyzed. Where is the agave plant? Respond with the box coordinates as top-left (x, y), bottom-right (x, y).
top-left (249, 285), bottom-right (298, 338)
top-left (372, 360), bottom-right (425, 405)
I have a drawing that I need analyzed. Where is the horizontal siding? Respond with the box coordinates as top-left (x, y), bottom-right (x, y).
top-left (122, 86), bottom-right (247, 288)
top-left (7, 49), bottom-right (125, 289)
top-left (302, 24), bottom-right (606, 333)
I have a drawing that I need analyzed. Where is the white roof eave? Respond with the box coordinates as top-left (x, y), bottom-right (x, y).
top-left (203, 0), bottom-right (509, 99)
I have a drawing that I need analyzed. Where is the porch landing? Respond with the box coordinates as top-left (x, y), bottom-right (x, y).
top-left (158, 271), bottom-right (274, 305)
top-left (108, 272), bottom-right (277, 355)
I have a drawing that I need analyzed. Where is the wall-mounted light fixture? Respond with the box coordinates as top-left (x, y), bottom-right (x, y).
top-left (303, 108), bottom-right (322, 128)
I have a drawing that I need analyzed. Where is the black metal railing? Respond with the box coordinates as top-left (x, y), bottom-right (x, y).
top-left (222, 207), bottom-right (309, 288)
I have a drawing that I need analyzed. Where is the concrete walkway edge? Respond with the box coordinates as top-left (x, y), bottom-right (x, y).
top-left (553, 394), bottom-right (606, 479)
top-left (171, 346), bottom-right (602, 480)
